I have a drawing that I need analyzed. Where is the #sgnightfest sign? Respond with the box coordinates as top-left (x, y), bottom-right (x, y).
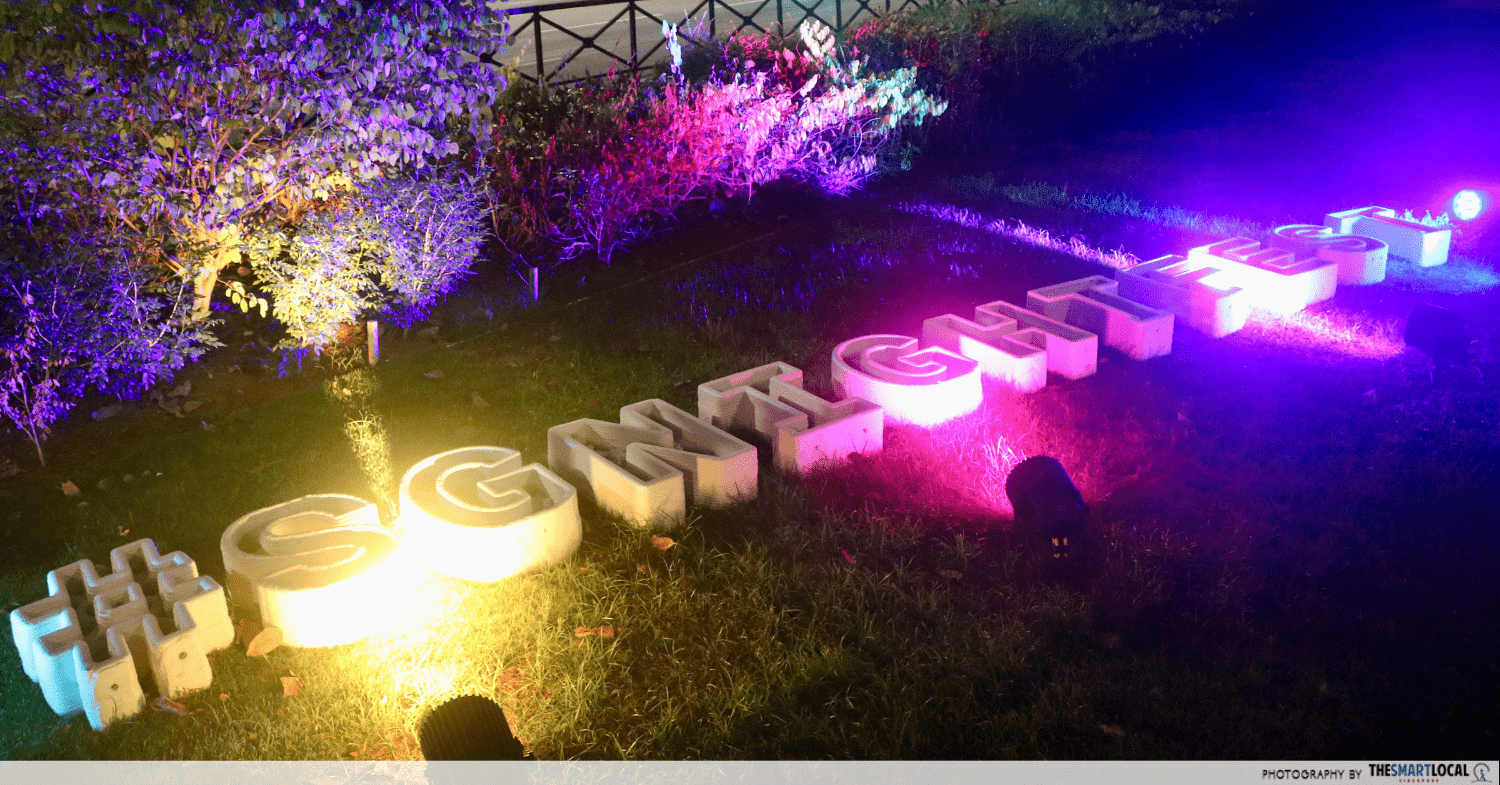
top-left (9, 205), bottom-right (1444, 728)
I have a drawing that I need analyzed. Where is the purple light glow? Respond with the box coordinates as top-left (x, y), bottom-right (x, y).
top-left (831, 335), bottom-right (983, 428)
top-left (897, 201), bottom-right (1141, 270)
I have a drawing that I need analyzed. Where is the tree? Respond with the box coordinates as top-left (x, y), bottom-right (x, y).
top-left (0, 0), bottom-right (507, 320)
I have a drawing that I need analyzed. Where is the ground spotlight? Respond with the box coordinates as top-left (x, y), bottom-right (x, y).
top-left (418, 694), bottom-right (530, 761)
top-left (1404, 303), bottom-right (1471, 367)
top-left (1005, 456), bottom-right (1088, 559)
top-left (1451, 189), bottom-right (1487, 222)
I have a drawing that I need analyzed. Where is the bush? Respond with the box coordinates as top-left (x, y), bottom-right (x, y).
top-left (244, 170), bottom-right (487, 355)
top-left (0, 241), bottom-right (219, 465)
top-left (486, 19), bottom-right (946, 271)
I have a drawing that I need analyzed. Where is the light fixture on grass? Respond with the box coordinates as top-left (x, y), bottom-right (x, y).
top-left (1005, 456), bottom-right (1088, 559)
top-left (1451, 189), bottom-right (1487, 222)
top-left (419, 694), bottom-right (530, 760)
top-left (1404, 303), bottom-right (1471, 367)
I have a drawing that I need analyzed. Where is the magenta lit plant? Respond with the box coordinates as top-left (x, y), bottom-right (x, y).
top-left (486, 19), bottom-right (946, 270)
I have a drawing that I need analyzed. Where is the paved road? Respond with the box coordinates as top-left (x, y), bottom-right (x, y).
top-left (486, 0), bottom-right (891, 83)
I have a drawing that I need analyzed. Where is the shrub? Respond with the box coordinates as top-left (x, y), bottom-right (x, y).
top-left (0, 240), bottom-right (219, 465)
top-left (486, 19), bottom-right (946, 271)
top-left (0, 0), bottom-right (506, 320)
top-left (244, 170), bottom-right (487, 355)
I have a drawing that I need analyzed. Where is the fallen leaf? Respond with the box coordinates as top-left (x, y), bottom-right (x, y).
top-left (937, 569), bottom-right (962, 580)
top-left (1100, 724), bottom-right (1126, 738)
top-left (573, 625), bottom-right (615, 639)
top-left (470, 391), bottom-right (490, 409)
top-left (169, 381), bottom-right (191, 398)
top-left (96, 477), bottom-right (113, 491)
top-left (637, 564), bottom-right (648, 574)
top-left (159, 398), bottom-right (183, 416)
top-left (650, 535), bottom-right (675, 550)
top-left (219, 694), bottom-right (230, 702)
top-left (422, 369), bottom-right (444, 379)
top-left (122, 474), bottom-right (134, 483)
top-left (117, 527), bottom-right (130, 537)
top-left (281, 676), bottom-right (303, 697)
top-left (153, 697), bottom-right (189, 716)
top-left (201, 420), bottom-right (215, 432)
top-left (247, 626), bottom-right (283, 657)
top-left (182, 400), bottom-right (202, 413)
top-left (61, 481), bottom-right (80, 496)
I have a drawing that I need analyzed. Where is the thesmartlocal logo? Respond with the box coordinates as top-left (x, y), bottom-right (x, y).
top-left (1365, 762), bottom-right (1493, 783)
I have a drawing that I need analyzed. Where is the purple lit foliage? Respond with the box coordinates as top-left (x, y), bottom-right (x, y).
top-left (0, 243), bottom-right (219, 466)
top-left (0, 0), bottom-right (506, 320)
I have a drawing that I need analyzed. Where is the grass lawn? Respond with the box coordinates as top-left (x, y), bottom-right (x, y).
top-left (1, 169), bottom-right (1496, 760)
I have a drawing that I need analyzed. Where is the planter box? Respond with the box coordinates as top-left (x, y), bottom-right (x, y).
top-left (1325, 206), bottom-right (1451, 267)
top-left (973, 300), bottom-right (1099, 380)
top-left (1270, 224), bottom-right (1388, 285)
top-left (921, 312), bottom-right (1049, 393)
top-left (221, 494), bottom-right (415, 648)
top-left (831, 334), bottom-right (983, 427)
top-left (10, 539), bottom-right (233, 730)
top-left (698, 362), bottom-right (883, 473)
top-left (1117, 254), bottom-right (1249, 337)
top-left (400, 447), bottom-right (582, 581)
top-left (1187, 237), bottom-right (1338, 315)
top-left (1025, 276), bottom-right (1174, 361)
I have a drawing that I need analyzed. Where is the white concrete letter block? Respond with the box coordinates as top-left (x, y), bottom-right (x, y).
top-left (973, 300), bottom-right (1099, 380)
top-left (831, 335), bottom-right (983, 427)
top-left (921, 312), bottom-right (1048, 393)
top-left (619, 399), bottom-right (758, 508)
top-left (220, 495), bottom-right (417, 647)
top-left (1325, 206), bottom-right (1452, 267)
top-left (1270, 224), bottom-right (1388, 285)
top-left (548, 400), bottom-right (757, 526)
top-left (400, 447), bottom-right (582, 581)
top-left (9, 539), bottom-right (233, 730)
top-left (1025, 276), bottom-right (1174, 361)
top-left (698, 362), bottom-right (883, 473)
top-left (547, 419), bottom-right (686, 526)
top-left (1187, 237), bottom-right (1338, 315)
top-left (1117, 254), bottom-right (1249, 337)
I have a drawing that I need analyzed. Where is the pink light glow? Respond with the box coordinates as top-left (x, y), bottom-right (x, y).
top-left (1239, 306), bottom-right (1404, 361)
top-left (896, 201), bottom-right (1142, 270)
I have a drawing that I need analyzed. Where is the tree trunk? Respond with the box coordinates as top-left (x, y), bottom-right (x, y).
top-left (187, 223), bottom-right (245, 321)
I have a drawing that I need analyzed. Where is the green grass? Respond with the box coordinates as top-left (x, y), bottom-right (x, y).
top-left (1, 182), bottom-right (1496, 760)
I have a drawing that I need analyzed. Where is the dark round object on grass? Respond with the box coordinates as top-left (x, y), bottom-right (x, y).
top-left (1404, 303), bottom-right (1471, 366)
top-left (419, 695), bottom-right (527, 760)
top-left (1006, 456), bottom-right (1089, 559)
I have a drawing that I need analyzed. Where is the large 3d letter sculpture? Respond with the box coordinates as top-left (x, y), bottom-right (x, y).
top-left (1186, 237), bottom-right (1338, 315)
top-left (972, 300), bottom-right (1099, 380)
top-left (547, 400), bottom-right (755, 526)
top-left (10, 540), bottom-right (234, 729)
top-left (1024, 276), bottom-right (1173, 361)
top-left (699, 362), bottom-right (883, 473)
top-left (1118, 254), bottom-right (1249, 337)
top-left (921, 312), bottom-right (1049, 393)
top-left (1325, 206), bottom-right (1451, 267)
top-left (1269, 224), bottom-right (1389, 285)
top-left (831, 335), bottom-right (983, 427)
top-left (221, 495), bottom-right (416, 647)
top-left (400, 447), bottom-right (581, 581)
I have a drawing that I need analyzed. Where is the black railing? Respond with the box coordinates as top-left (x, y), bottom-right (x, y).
top-left (488, 0), bottom-right (947, 88)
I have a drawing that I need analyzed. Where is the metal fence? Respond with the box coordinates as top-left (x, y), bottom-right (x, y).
top-left (488, 0), bottom-right (947, 87)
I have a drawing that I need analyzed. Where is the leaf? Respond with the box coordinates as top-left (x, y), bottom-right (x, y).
top-left (573, 625), bottom-right (615, 639)
top-left (1100, 724), bottom-right (1126, 738)
top-left (281, 676), bottom-right (303, 697)
top-left (937, 569), bottom-right (962, 580)
top-left (422, 369), bottom-right (444, 379)
top-left (219, 694), bottom-right (230, 702)
top-left (61, 481), bottom-right (80, 496)
top-left (650, 535), bottom-right (675, 551)
top-left (470, 391), bottom-right (490, 409)
top-left (153, 697), bottom-right (189, 716)
top-left (169, 381), bottom-right (191, 398)
top-left (247, 626), bottom-right (283, 657)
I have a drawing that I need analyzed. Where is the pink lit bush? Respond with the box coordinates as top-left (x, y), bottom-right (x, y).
top-left (486, 20), bottom-right (946, 271)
